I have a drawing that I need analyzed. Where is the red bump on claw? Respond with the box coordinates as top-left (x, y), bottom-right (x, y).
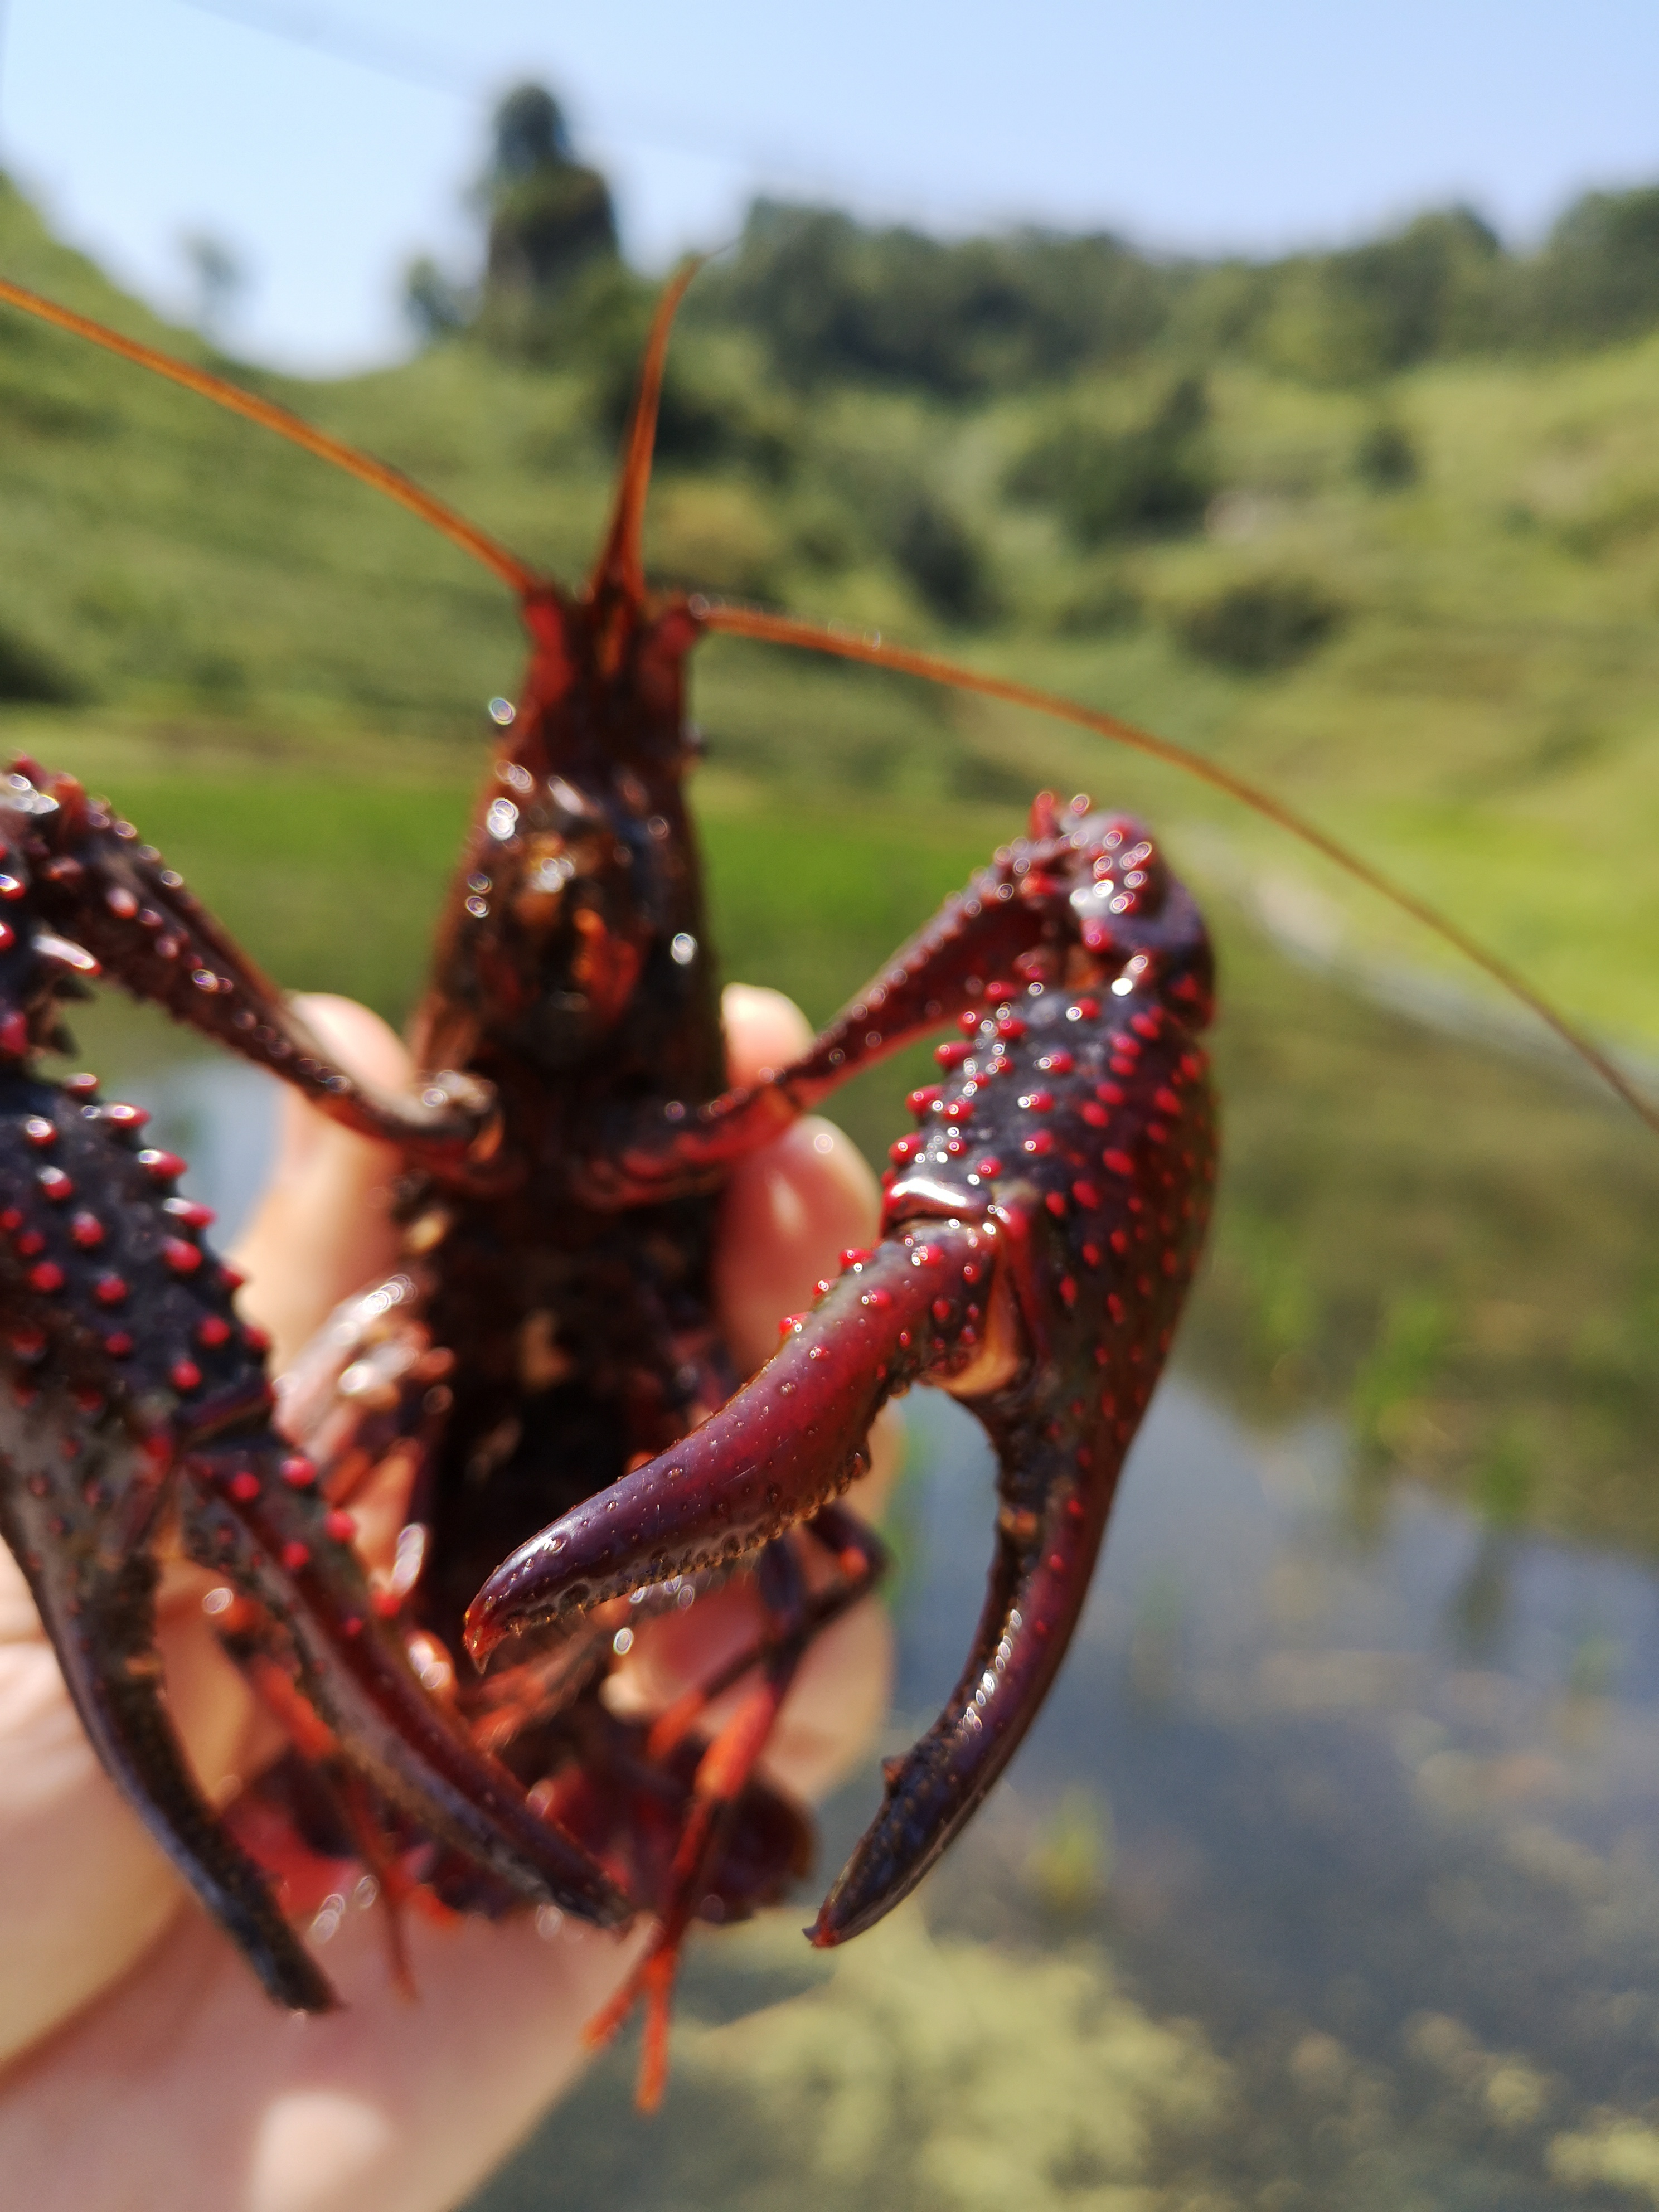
top-left (164, 1198), bottom-right (216, 1229)
top-left (92, 1273), bottom-right (128, 1305)
top-left (171, 1359), bottom-right (202, 1392)
top-left (282, 1541), bottom-right (311, 1573)
top-left (229, 1471), bottom-right (261, 1502)
top-left (161, 1238), bottom-right (203, 1275)
top-left (280, 1456), bottom-right (316, 1488)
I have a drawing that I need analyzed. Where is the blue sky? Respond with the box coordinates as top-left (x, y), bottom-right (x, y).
top-left (4, 0), bottom-right (1657, 374)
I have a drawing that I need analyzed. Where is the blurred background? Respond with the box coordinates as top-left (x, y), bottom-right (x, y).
top-left (4, 4), bottom-right (1659, 2204)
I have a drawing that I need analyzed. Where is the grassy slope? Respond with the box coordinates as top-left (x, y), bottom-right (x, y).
top-left (3, 174), bottom-right (1658, 1051)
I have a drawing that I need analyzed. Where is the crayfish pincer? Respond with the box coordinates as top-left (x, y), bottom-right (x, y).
top-left (467, 802), bottom-right (1217, 1946)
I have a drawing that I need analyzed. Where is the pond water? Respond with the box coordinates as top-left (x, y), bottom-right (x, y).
top-left (111, 986), bottom-right (1659, 2212)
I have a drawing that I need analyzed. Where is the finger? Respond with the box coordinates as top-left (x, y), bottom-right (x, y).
top-left (0, 1562), bottom-right (256, 2067)
top-left (714, 984), bottom-right (882, 1376)
top-left (0, 1895), bottom-right (648, 2212)
top-left (230, 994), bottom-right (414, 1374)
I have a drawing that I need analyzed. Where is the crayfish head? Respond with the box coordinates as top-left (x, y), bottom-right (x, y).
top-left (413, 586), bottom-right (723, 1094)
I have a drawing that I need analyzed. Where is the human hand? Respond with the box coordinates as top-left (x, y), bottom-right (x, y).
top-left (0, 986), bottom-right (894, 2211)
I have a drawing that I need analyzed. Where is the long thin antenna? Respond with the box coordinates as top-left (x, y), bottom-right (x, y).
top-left (589, 256), bottom-right (703, 602)
top-left (0, 276), bottom-right (539, 595)
top-left (698, 600), bottom-right (1659, 1138)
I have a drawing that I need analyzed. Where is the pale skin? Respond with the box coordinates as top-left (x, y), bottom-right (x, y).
top-left (0, 984), bottom-right (894, 2212)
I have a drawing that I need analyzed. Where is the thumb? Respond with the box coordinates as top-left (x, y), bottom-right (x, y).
top-left (229, 995), bottom-right (413, 1374)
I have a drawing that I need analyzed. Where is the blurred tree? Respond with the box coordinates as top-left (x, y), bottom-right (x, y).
top-left (1006, 377), bottom-right (1214, 545)
top-left (403, 255), bottom-right (469, 343)
top-left (885, 490), bottom-right (999, 624)
top-left (1530, 185), bottom-right (1659, 345)
top-left (180, 231), bottom-right (246, 348)
top-left (1179, 577), bottom-right (1343, 672)
top-left (1243, 207), bottom-right (1506, 384)
top-left (710, 200), bottom-right (1170, 395)
top-left (482, 84), bottom-right (618, 332)
top-left (0, 617), bottom-right (77, 704)
top-left (1355, 419), bottom-right (1419, 490)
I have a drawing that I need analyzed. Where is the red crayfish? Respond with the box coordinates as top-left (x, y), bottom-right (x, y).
top-left (0, 266), bottom-right (1646, 2107)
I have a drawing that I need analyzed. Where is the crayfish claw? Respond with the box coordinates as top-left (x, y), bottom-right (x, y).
top-left (809, 1434), bottom-right (1109, 1947)
top-left (0, 1462), bottom-right (338, 2012)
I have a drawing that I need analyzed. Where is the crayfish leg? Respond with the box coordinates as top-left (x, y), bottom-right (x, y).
top-left (0, 760), bottom-right (497, 1171)
top-left (581, 1537), bottom-right (813, 2109)
top-left (567, 1518), bottom-right (884, 2108)
top-left (184, 1442), bottom-right (634, 1931)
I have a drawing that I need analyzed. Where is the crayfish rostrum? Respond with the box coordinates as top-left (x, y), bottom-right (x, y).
top-left (0, 269), bottom-right (1246, 2099)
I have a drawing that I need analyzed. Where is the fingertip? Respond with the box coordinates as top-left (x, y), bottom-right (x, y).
top-left (722, 984), bottom-right (812, 1089)
top-left (290, 992), bottom-right (414, 1095)
top-left (230, 996), bottom-right (415, 1369)
top-left (714, 1113), bottom-right (881, 1374)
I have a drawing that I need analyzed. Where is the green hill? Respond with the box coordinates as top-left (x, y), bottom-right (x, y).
top-left (2, 168), bottom-right (1658, 1052)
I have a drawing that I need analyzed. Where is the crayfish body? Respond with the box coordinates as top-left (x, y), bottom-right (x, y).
top-left (0, 278), bottom-right (1217, 2094)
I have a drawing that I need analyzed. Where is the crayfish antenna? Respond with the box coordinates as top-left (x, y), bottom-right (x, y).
top-left (0, 276), bottom-right (540, 595)
top-left (695, 601), bottom-right (1659, 1142)
top-left (588, 258), bottom-right (705, 608)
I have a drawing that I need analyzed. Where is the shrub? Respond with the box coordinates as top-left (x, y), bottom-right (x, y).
top-left (886, 494), bottom-right (998, 624)
top-left (1006, 376), bottom-right (1213, 545)
top-left (1355, 420), bottom-right (1419, 489)
top-left (1179, 579), bottom-right (1342, 672)
top-left (0, 620), bottom-right (77, 703)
